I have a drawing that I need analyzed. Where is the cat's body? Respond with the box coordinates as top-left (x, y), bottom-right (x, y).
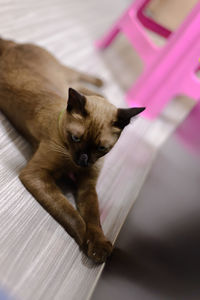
top-left (0, 38), bottom-right (144, 263)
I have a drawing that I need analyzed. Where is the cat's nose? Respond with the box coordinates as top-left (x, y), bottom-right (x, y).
top-left (78, 153), bottom-right (88, 167)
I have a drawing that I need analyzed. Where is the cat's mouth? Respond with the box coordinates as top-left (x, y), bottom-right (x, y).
top-left (76, 161), bottom-right (89, 168)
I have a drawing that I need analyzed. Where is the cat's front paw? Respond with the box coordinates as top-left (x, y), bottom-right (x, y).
top-left (86, 238), bottom-right (113, 264)
top-left (84, 224), bottom-right (113, 264)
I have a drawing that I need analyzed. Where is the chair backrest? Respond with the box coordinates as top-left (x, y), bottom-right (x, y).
top-left (137, 0), bottom-right (172, 38)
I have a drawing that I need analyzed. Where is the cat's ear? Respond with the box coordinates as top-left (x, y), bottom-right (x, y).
top-left (114, 107), bottom-right (145, 129)
top-left (67, 88), bottom-right (88, 116)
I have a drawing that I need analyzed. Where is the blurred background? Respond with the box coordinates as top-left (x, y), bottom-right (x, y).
top-left (93, 131), bottom-right (200, 300)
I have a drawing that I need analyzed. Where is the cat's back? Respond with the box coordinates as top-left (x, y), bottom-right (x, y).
top-left (0, 41), bottom-right (64, 92)
top-left (0, 39), bottom-right (66, 143)
top-left (0, 40), bottom-right (67, 113)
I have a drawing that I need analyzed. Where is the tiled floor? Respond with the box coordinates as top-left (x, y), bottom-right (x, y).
top-left (93, 134), bottom-right (200, 300)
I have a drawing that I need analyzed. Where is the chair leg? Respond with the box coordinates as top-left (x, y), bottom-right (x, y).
top-left (95, 26), bottom-right (120, 49)
top-left (125, 77), bottom-right (176, 120)
top-left (179, 74), bottom-right (200, 102)
top-left (125, 89), bottom-right (157, 120)
top-left (175, 101), bottom-right (200, 153)
top-left (123, 15), bottom-right (158, 65)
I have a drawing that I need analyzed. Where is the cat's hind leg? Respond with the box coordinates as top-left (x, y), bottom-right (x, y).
top-left (72, 85), bottom-right (104, 98)
top-left (62, 66), bottom-right (103, 87)
top-left (77, 71), bottom-right (103, 87)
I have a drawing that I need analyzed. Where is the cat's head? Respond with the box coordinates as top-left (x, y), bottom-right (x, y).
top-left (61, 88), bottom-right (145, 168)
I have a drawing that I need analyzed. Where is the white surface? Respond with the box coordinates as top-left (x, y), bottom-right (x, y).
top-left (0, 0), bottom-right (194, 299)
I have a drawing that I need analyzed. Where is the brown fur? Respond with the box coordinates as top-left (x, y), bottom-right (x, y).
top-left (0, 38), bottom-right (145, 263)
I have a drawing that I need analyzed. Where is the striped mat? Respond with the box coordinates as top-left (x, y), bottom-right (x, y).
top-left (0, 0), bottom-right (194, 299)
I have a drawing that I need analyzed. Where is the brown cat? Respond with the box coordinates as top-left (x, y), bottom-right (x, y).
top-left (0, 37), bottom-right (145, 263)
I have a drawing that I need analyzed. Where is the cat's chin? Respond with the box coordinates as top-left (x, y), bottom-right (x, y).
top-left (77, 163), bottom-right (89, 168)
top-left (77, 162), bottom-right (92, 168)
top-left (75, 160), bottom-right (95, 168)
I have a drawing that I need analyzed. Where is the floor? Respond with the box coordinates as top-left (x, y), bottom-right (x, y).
top-left (93, 134), bottom-right (200, 300)
top-left (0, 0), bottom-right (198, 299)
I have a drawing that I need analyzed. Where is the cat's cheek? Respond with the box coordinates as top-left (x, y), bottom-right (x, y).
top-left (88, 154), bottom-right (97, 164)
top-left (68, 144), bottom-right (77, 161)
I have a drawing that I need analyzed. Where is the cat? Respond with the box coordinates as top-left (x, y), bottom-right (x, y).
top-left (0, 38), bottom-right (145, 263)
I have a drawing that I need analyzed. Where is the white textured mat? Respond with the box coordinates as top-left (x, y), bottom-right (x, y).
top-left (0, 0), bottom-right (194, 299)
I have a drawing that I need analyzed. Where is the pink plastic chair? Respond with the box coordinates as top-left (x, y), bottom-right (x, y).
top-left (175, 101), bottom-right (200, 155)
top-left (96, 0), bottom-right (200, 120)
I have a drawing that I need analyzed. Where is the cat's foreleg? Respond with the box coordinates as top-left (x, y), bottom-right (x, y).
top-left (19, 150), bottom-right (86, 245)
top-left (76, 178), bottom-right (113, 263)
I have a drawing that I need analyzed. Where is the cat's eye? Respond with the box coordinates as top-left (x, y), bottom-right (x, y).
top-left (98, 145), bottom-right (107, 152)
top-left (71, 134), bottom-right (81, 143)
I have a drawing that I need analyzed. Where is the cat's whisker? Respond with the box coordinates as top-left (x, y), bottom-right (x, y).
top-left (49, 140), bottom-right (70, 158)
